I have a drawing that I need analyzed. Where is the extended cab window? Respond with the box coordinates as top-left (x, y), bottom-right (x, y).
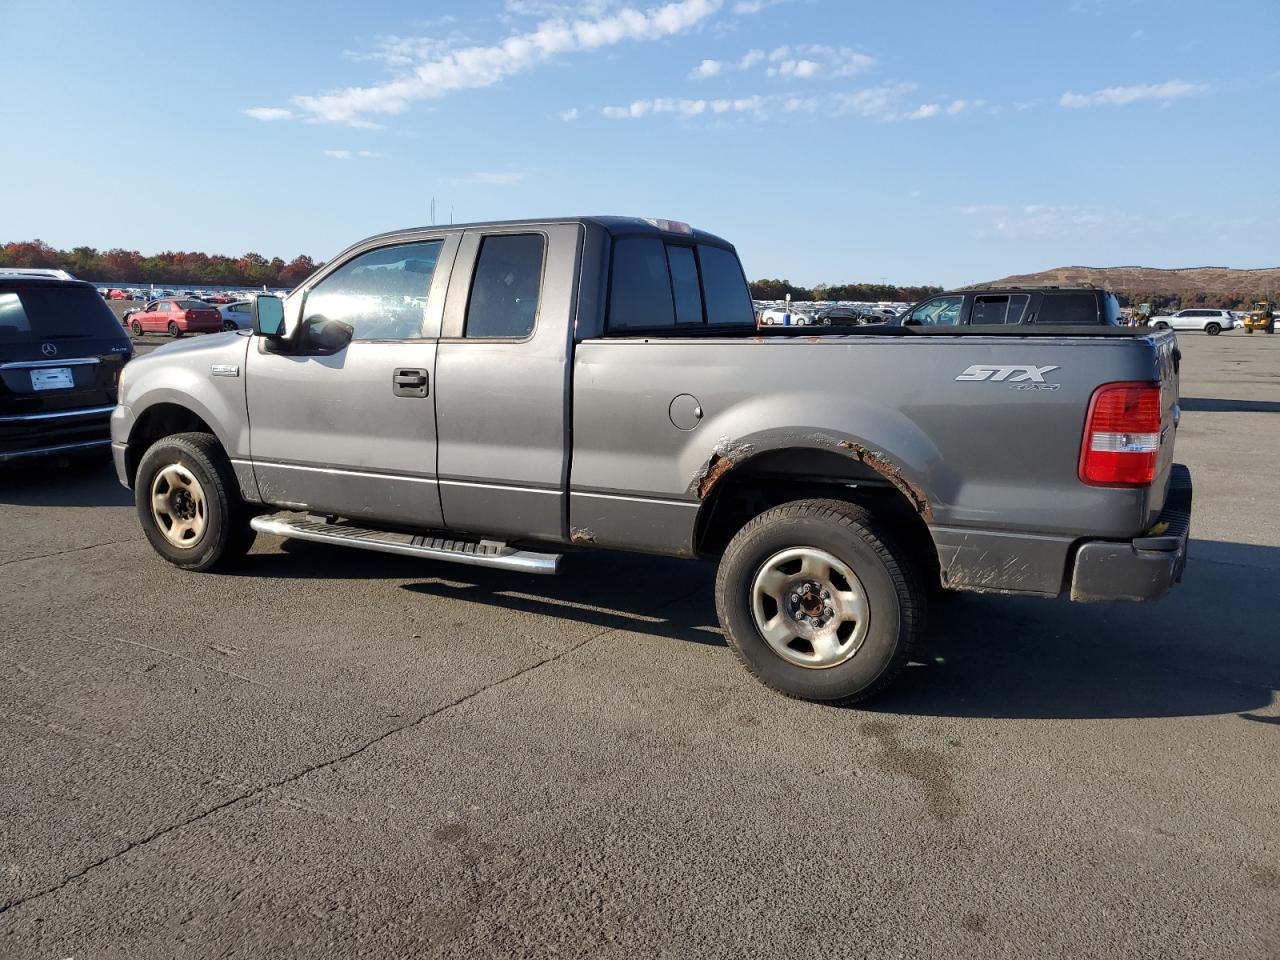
top-left (971, 293), bottom-right (1029, 324)
top-left (464, 234), bottom-right (545, 339)
top-left (1037, 293), bottom-right (1098, 324)
top-left (303, 240), bottom-right (443, 342)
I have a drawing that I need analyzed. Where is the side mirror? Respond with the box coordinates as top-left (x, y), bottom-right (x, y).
top-left (252, 295), bottom-right (286, 338)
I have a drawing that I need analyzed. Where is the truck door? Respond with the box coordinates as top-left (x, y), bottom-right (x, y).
top-left (245, 235), bottom-right (457, 527)
top-left (432, 223), bottom-right (581, 542)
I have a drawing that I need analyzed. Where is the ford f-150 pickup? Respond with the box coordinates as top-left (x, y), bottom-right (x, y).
top-left (111, 216), bottom-right (1192, 704)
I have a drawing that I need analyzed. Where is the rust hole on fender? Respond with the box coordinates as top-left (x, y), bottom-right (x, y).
top-left (838, 441), bottom-right (933, 522)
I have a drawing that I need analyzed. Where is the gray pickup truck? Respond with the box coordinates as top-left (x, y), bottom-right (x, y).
top-left (111, 216), bottom-right (1192, 704)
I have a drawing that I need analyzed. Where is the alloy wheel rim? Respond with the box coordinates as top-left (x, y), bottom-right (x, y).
top-left (749, 546), bottom-right (870, 669)
top-left (150, 463), bottom-right (208, 549)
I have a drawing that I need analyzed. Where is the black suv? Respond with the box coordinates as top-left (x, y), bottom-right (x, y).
top-left (0, 271), bottom-right (133, 463)
top-left (900, 285), bottom-right (1123, 328)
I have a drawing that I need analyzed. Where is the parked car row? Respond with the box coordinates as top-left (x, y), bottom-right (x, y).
top-left (122, 298), bottom-right (250, 336)
top-left (98, 286), bottom-right (280, 305)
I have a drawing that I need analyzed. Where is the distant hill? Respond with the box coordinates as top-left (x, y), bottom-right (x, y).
top-left (979, 265), bottom-right (1280, 308)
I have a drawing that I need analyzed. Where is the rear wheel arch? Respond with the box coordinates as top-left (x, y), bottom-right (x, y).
top-left (693, 445), bottom-right (940, 589)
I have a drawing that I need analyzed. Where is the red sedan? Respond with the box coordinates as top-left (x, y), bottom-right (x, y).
top-left (126, 298), bottom-right (224, 337)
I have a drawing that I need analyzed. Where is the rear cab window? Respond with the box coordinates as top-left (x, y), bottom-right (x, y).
top-left (1037, 293), bottom-right (1100, 324)
top-left (607, 235), bottom-right (753, 333)
top-left (0, 284), bottom-right (125, 344)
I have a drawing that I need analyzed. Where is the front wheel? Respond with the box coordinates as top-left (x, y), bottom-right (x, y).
top-left (715, 499), bottom-right (924, 705)
top-left (168, 321), bottom-right (182, 338)
top-left (1205, 322), bottom-right (1221, 336)
top-left (130, 320), bottom-right (143, 336)
top-left (1153, 322), bottom-right (1170, 330)
top-left (134, 432), bottom-right (256, 571)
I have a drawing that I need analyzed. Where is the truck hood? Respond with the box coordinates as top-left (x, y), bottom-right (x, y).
top-left (141, 330), bottom-right (249, 360)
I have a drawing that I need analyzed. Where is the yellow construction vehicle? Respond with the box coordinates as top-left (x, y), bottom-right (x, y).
top-left (1242, 300), bottom-right (1276, 335)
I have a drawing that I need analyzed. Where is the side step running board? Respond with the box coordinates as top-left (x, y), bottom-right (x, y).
top-left (250, 513), bottom-right (561, 575)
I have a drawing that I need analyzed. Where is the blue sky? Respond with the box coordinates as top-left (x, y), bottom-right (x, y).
top-left (2, 0), bottom-right (1276, 286)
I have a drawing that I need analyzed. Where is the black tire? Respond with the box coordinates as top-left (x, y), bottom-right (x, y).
top-left (168, 321), bottom-right (182, 338)
top-left (130, 320), bottom-right (143, 336)
top-left (134, 432), bottom-right (256, 571)
top-left (1205, 322), bottom-right (1221, 336)
top-left (223, 320), bottom-right (237, 332)
top-left (1153, 322), bottom-right (1170, 330)
top-left (715, 498), bottom-right (924, 705)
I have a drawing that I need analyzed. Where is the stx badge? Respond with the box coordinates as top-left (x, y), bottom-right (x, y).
top-left (956, 364), bottom-right (1060, 383)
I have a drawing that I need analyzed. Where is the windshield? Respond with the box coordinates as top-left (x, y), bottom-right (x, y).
top-left (0, 285), bottom-right (125, 342)
top-left (176, 299), bottom-right (209, 309)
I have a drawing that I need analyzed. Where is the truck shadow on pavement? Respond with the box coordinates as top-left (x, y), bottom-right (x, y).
top-left (1180, 396), bottom-right (1280, 414)
top-left (258, 537), bottom-right (1279, 722)
top-left (0, 458), bottom-right (132, 507)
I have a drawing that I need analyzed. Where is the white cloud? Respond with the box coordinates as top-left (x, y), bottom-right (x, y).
top-left (559, 107), bottom-right (580, 120)
top-left (1130, 28), bottom-right (1145, 40)
top-left (906, 103), bottom-right (940, 120)
top-left (732, 0), bottom-right (796, 12)
top-left (322, 148), bottom-right (385, 159)
top-left (244, 107), bottom-right (293, 121)
top-left (452, 171), bottom-right (527, 185)
top-left (599, 84), bottom-right (969, 123)
top-left (738, 48), bottom-right (764, 69)
top-left (690, 58), bottom-right (723, 79)
top-left (832, 83), bottom-right (917, 120)
top-left (1060, 79), bottom-right (1207, 108)
top-left (958, 202), bottom-right (1122, 239)
top-left (290, 0), bottom-right (725, 126)
top-left (603, 94), bottom-right (766, 118)
top-left (764, 44), bottom-right (875, 80)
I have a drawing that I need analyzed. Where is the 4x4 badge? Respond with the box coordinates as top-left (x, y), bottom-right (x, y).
top-left (41, 343), bottom-right (57, 357)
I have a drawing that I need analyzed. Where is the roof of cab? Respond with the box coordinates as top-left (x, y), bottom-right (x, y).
top-left (363, 216), bottom-right (733, 248)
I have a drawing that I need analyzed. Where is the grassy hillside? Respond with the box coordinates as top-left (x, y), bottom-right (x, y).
top-left (981, 265), bottom-right (1280, 308)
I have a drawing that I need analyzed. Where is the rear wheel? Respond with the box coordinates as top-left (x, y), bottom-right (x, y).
top-left (715, 499), bottom-right (924, 705)
top-left (222, 320), bottom-right (237, 332)
top-left (168, 321), bottom-right (182, 338)
top-left (134, 432), bottom-right (256, 571)
top-left (1205, 322), bottom-right (1221, 336)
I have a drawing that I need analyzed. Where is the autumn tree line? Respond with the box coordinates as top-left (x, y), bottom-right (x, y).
top-left (0, 240), bottom-right (323, 289)
top-left (4, 240), bottom-right (1266, 308)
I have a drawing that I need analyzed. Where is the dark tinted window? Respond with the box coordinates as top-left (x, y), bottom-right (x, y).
top-left (970, 295), bottom-right (1010, 324)
top-left (667, 245), bottom-right (702, 325)
top-left (306, 240), bottom-right (443, 340)
top-left (176, 299), bottom-right (207, 309)
top-left (610, 237), bottom-right (675, 330)
top-left (971, 293), bottom-right (1030, 324)
top-left (0, 285), bottom-right (124, 343)
top-left (465, 234), bottom-right (544, 339)
top-left (1037, 293), bottom-right (1099, 324)
top-left (699, 244), bottom-right (754, 326)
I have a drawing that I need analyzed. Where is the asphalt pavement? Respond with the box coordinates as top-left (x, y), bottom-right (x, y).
top-left (1, 332), bottom-right (1277, 959)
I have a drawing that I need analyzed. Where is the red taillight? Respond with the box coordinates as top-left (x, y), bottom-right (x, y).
top-left (1079, 382), bottom-right (1162, 487)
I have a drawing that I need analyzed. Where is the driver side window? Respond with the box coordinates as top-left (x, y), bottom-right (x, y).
top-left (907, 295), bottom-right (964, 326)
top-left (302, 240), bottom-right (444, 344)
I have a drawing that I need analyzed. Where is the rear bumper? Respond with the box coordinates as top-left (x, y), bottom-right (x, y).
top-left (0, 404), bottom-right (116, 462)
top-left (1070, 463), bottom-right (1192, 602)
